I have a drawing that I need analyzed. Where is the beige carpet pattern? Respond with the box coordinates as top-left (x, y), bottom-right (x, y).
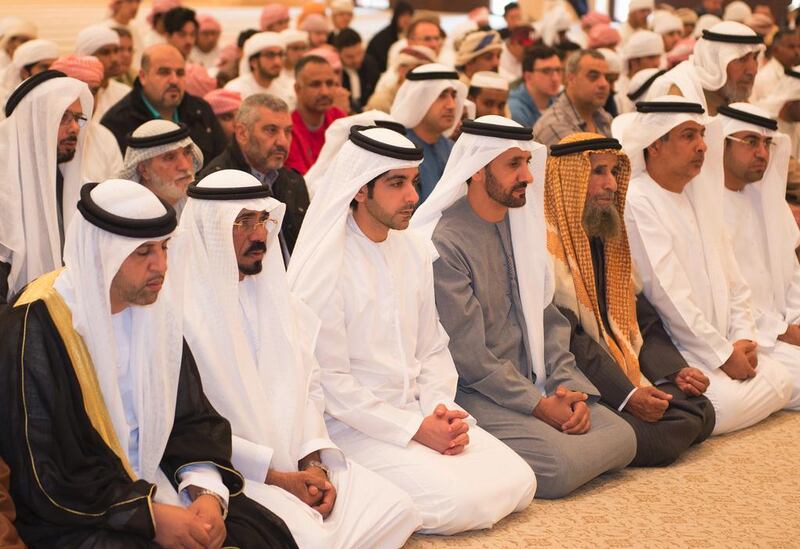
top-left (405, 411), bottom-right (800, 548)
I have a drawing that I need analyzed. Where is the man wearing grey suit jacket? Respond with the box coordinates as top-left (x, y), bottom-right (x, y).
top-left (416, 115), bottom-right (637, 499)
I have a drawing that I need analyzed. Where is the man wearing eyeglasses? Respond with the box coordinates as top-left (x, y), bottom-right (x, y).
top-left (225, 32), bottom-right (295, 109)
top-left (509, 45), bottom-right (562, 128)
top-left (720, 103), bottom-right (800, 405)
top-left (0, 70), bottom-right (93, 304)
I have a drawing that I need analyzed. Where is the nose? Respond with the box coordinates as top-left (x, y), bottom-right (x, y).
top-left (152, 246), bottom-right (168, 274)
top-left (405, 181), bottom-right (419, 206)
top-left (275, 129), bottom-right (290, 149)
top-left (520, 163), bottom-right (533, 185)
top-left (606, 172), bottom-right (618, 192)
top-left (177, 150), bottom-right (193, 171)
top-left (444, 93), bottom-right (456, 109)
top-left (697, 136), bottom-right (708, 153)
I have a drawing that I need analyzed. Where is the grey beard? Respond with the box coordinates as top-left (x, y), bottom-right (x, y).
top-left (583, 204), bottom-right (622, 240)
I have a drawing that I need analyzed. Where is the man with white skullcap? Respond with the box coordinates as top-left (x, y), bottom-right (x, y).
top-left (0, 179), bottom-right (298, 548)
top-left (544, 132), bottom-right (715, 467)
top-left (76, 24), bottom-right (131, 120)
top-left (279, 29), bottom-right (309, 89)
top-left (391, 63), bottom-right (467, 203)
top-left (758, 66), bottom-right (800, 159)
top-left (646, 21), bottom-right (764, 115)
top-left (180, 169), bottom-right (422, 548)
top-left (454, 30), bottom-right (503, 86)
top-left (615, 30), bottom-right (665, 114)
top-left (720, 103), bottom-right (800, 409)
top-left (415, 115), bottom-right (636, 498)
top-left (51, 54), bottom-right (125, 185)
top-left (224, 32), bottom-right (293, 107)
top-left (617, 97), bottom-right (794, 434)
top-left (653, 11), bottom-right (685, 53)
top-left (468, 70), bottom-right (509, 118)
top-left (289, 125), bottom-right (536, 534)
top-left (119, 119), bottom-right (203, 217)
top-left (101, 43), bottom-right (226, 167)
top-left (0, 38), bottom-right (58, 106)
top-left (102, 0), bottom-right (145, 69)
top-left (0, 17), bottom-right (36, 71)
top-left (620, 0), bottom-right (654, 45)
top-left (0, 70), bottom-right (92, 303)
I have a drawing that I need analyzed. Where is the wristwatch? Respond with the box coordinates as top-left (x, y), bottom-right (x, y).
top-left (193, 488), bottom-right (229, 520)
top-left (302, 460), bottom-right (330, 477)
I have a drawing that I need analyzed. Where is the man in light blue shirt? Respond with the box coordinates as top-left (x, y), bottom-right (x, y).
top-left (508, 45), bottom-right (562, 127)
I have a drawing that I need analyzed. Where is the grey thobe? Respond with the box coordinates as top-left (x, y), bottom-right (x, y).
top-left (431, 197), bottom-right (636, 499)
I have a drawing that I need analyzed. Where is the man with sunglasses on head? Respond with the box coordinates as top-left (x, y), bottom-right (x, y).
top-left (0, 70), bottom-right (93, 304)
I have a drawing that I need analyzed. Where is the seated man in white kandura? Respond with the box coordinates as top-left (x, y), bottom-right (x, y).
top-left (288, 125), bottom-right (536, 535)
top-left (615, 97), bottom-right (794, 435)
top-left (180, 168), bottom-right (422, 549)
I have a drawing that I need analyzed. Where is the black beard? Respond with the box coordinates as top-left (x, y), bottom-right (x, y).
top-left (238, 260), bottom-right (263, 276)
top-left (57, 149), bottom-right (76, 163)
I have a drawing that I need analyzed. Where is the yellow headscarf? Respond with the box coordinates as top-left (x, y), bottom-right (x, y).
top-left (545, 132), bottom-right (643, 385)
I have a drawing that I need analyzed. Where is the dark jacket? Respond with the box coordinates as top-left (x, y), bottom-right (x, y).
top-left (341, 53), bottom-right (381, 111)
top-left (366, 24), bottom-right (398, 74)
top-left (198, 141), bottom-right (309, 254)
top-left (100, 78), bottom-right (226, 168)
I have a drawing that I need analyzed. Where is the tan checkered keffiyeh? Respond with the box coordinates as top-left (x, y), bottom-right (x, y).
top-left (545, 132), bottom-right (643, 385)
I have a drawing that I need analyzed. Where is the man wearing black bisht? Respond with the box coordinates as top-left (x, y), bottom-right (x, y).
top-left (0, 178), bottom-right (296, 549)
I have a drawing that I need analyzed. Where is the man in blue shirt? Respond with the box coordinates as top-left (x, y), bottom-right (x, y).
top-left (508, 45), bottom-right (562, 127)
top-left (391, 63), bottom-right (466, 204)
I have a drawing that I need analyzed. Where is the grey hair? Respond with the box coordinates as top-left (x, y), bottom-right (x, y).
top-left (564, 48), bottom-right (605, 75)
top-left (236, 93), bottom-right (289, 127)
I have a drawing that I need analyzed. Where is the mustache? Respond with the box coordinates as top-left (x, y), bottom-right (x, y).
top-left (512, 181), bottom-right (528, 191)
top-left (246, 241), bottom-right (267, 254)
top-left (269, 146), bottom-right (288, 156)
top-left (165, 85), bottom-right (181, 93)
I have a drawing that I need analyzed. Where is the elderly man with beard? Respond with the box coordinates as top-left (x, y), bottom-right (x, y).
top-left (0, 70), bottom-right (92, 303)
top-left (544, 133), bottom-right (715, 467)
top-left (200, 94), bottom-right (309, 258)
top-left (617, 97), bottom-right (794, 435)
top-left (119, 119), bottom-right (203, 218)
top-left (647, 21), bottom-right (763, 115)
top-left (285, 55), bottom-right (347, 175)
top-left (101, 43), bottom-right (225, 167)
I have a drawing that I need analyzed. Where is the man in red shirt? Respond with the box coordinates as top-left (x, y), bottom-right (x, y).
top-left (286, 55), bottom-right (346, 174)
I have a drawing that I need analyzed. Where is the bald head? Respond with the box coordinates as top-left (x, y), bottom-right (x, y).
top-left (140, 44), bottom-right (186, 113)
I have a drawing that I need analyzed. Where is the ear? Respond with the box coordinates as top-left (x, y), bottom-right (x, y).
top-left (353, 183), bottom-right (369, 204)
top-left (136, 160), bottom-right (149, 182)
top-left (470, 166), bottom-right (487, 185)
top-left (234, 122), bottom-right (248, 146)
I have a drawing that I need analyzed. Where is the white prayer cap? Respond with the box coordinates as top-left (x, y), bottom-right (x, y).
top-left (622, 30), bottom-right (665, 61)
top-left (629, 0), bottom-right (654, 12)
top-left (612, 95), bottom-right (712, 176)
top-left (723, 1), bottom-right (752, 23)
top-left (0, 17), bottom-right (36, 50)
top-left (599, 48), bottom-right (622, 74)
top-left (75, 25), bottom-right (120, 56)
top-left (0, 39), bottom-right (59, 94)
top-left (1, 71), bottom-right (93, 299)
top-left (758, 68), bottom-right (800, 118)
top-left (692, 14), bottom-right (721, 38)
top-left (240, 32), bottom-right (284, 75)
top-left (652, 11), bottom-right (684, 35)
top-left (330, 0), bottom-right (354, 14)
top-left (61, 179), bottom-right (182, 488)
top-left (305, 109), bottom-right (398, 198)
top-left (119, 120), bottom-right (203, 182)
top-left (390, 63), bottom-right (467, 130)
top-left (410, 115), bottom-right (551, 391)
top-left (288, 125), bottom-right (423, 313)
top-left (470, 70), bottom-right (509, 91)
top-left (690, 21), bottom-right (764, 91)
top-left (718, 103), bottom-right (796, 324)
top-left (280, 29), bottom-right (309, 47)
